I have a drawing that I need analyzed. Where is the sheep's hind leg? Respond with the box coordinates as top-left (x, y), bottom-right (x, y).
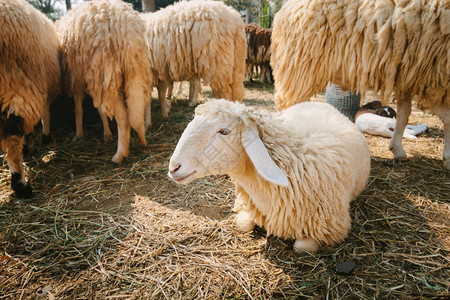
top-left (144, 100), bottom-right (151, 131)
top-left (1, 115), bottom-right (32, 198)
top-left (112, 97), bottom-right (130, 164)
top-left (188, 79), bottom-right (201, 107)
top-left (157, 81), bottom-right (171, 118)
top-left (442, 113), bottom-right (450, 169)
top-left (41, 99), bottom-right (52, 144)
top-left (432, 105), bottom-right (450, 169)
top-left (73, 94), bottom-right (84, 140)
top-left (294, 238), bottom-right (320, 253)
top-left (126, 84), bottom-right (147, 147)
top-left (99, 110), bottom-right (113, 142)
top-left (389, 96), bottom-right (411, 160)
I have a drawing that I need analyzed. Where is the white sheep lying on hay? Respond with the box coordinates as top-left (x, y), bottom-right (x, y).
top-left (141, 0), bottom-right (246, 118)
top-left (356, 112), bottom-right (427, 139)
top-left (0, 0), bottom-right (60, 198)
top-left (168, 99), bottom-right (371, 252)
top-left (355, 101), bottom-right (427, 139)
top-left (271, 0), bottom-right (450, 169)
top-left (57, 0), bottom-right (152, 163)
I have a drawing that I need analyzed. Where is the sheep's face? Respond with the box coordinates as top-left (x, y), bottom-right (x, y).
top-left (168, 113), bottom-right (245, 185)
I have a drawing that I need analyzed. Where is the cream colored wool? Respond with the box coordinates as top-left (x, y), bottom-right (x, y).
top-left (58, 0), bottom-right (152, 163)
top-left (271, 0), bottom-right (450, 169)
top-left (141, 0), bottom-right (246, 115)
top-left (169, 99), bottom-right (371, 252)
top-left (272, 0), bottom-right (449, 110)
top-left (0, 0), bottom-right (60, 134)
top-left (0, 0), bottom-right (60, 197)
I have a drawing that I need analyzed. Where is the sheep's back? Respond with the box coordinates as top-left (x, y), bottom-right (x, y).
top-left (142, 0), bottom-right (245, 85)
top-left (0, 0), bottom-right (60, 133)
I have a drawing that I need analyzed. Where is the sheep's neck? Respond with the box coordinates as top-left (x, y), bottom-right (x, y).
top-left (229, 157), bottom-right (277, 216)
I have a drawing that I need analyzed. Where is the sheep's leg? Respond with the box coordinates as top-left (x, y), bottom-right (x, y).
top-left (41, 99), bottom-right (52, 144)
top-left (235, 210), bottom-right (255, 232)
top-left (175, 81), bottom-right (183, 94)
top-left (144, 100), bottom-right (151, 130)
top-left (167, 82), bottom-right (174, 100)
top-left (389, 96), bottom-right (411, 159)
top-left (125, 82), bottom-right (147, 147)
top-left (73, 94), bottom-right (84, 140)
top-left (112, 97), bottom-right (130, 164)
top-left (99, 110), bottom-right (113, 142)
top-left (294, 238), bottom-right (320, 253)
top-left (1, 115), bottom-right (32, 198)
top-left (432, 106), bottom-right (450, 169)
top-left (442, 113), bottom-right (450, 170)
top-left (188, 79), bottom-right (201, 107)
top-left (157, 81), bottom-right (171, 118)
top-left (260, 64), bottom-right (268, 84)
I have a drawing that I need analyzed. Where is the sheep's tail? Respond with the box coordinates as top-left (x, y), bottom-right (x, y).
top-left (231, 25), bottom-right (246, 102)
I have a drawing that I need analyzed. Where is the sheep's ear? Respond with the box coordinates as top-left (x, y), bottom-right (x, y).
top-left (241, 126), bottom-right (289, 187)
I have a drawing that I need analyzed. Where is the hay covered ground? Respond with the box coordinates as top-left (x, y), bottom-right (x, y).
top-left (0, 81), bottom-right (449, 299)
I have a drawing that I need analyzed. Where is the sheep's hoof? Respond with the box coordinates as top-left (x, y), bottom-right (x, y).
top-left (188, 101), bottom-right (197, 108)
top-left (235, 210), bottom-right (255, 232)
top-left (389, 145), bottom-right (407, 160)
top-left (11, 173), bottom-right (32, 199)
top-left (112, 154), bottom-right (125, 164)
top-left (73, 134), bottom-right (83, 141)
top-left (138, 139), bottom-right (148, 147)
top-left (294, 238), bottom-right (319, 253)
top-left (104, 134), bottom-right (113, 143)
top-left (42, 134), bottom-right (53, 145)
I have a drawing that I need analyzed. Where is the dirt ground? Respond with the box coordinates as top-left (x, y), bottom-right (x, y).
top-left (0, 81), bottom-right (449, 299)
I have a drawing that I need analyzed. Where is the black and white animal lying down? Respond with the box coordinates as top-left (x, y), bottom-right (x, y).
top-left (355, 101), bottom-right (427, 139)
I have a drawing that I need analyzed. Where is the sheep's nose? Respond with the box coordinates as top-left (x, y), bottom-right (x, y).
top-left (169, 163), bottom-right (181, 175)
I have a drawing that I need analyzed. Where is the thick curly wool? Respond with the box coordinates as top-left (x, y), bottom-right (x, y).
top-left (57, 0), bottom-right (152, 162)
top-left (57, 0), bottom-right (152, 121)
top-left (141, 0), bottom-right (246, 101)
top-left (172, 99), bottom-right (371, 250)
top-left (271, 0), bottom-right (450, 110)
top-left (0, 0), bottom-right (60, 134)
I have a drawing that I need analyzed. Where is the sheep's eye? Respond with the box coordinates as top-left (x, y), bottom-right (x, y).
top-left (218, 128), bottom-right (230, 135)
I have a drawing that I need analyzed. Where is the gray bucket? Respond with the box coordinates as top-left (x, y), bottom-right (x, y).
top-left (325, 84), bottom-right (361, 121)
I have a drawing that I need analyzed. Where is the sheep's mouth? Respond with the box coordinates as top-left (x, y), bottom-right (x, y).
top-left (171, 170), bottom-right (197, 184)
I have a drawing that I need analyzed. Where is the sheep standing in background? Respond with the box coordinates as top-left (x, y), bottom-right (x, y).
top-left (0, 0), bottom-right (60, 198)
top-left (271, 0), bottom-right (450, 169)
top-left (169, 99), bottom-right (370, 253)
top-left (141, 0), bottom-right (246, 118)
top-left (245, 24), bottom-right (273, 84)
top-left (58, 0), bottom-right (152, 163)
